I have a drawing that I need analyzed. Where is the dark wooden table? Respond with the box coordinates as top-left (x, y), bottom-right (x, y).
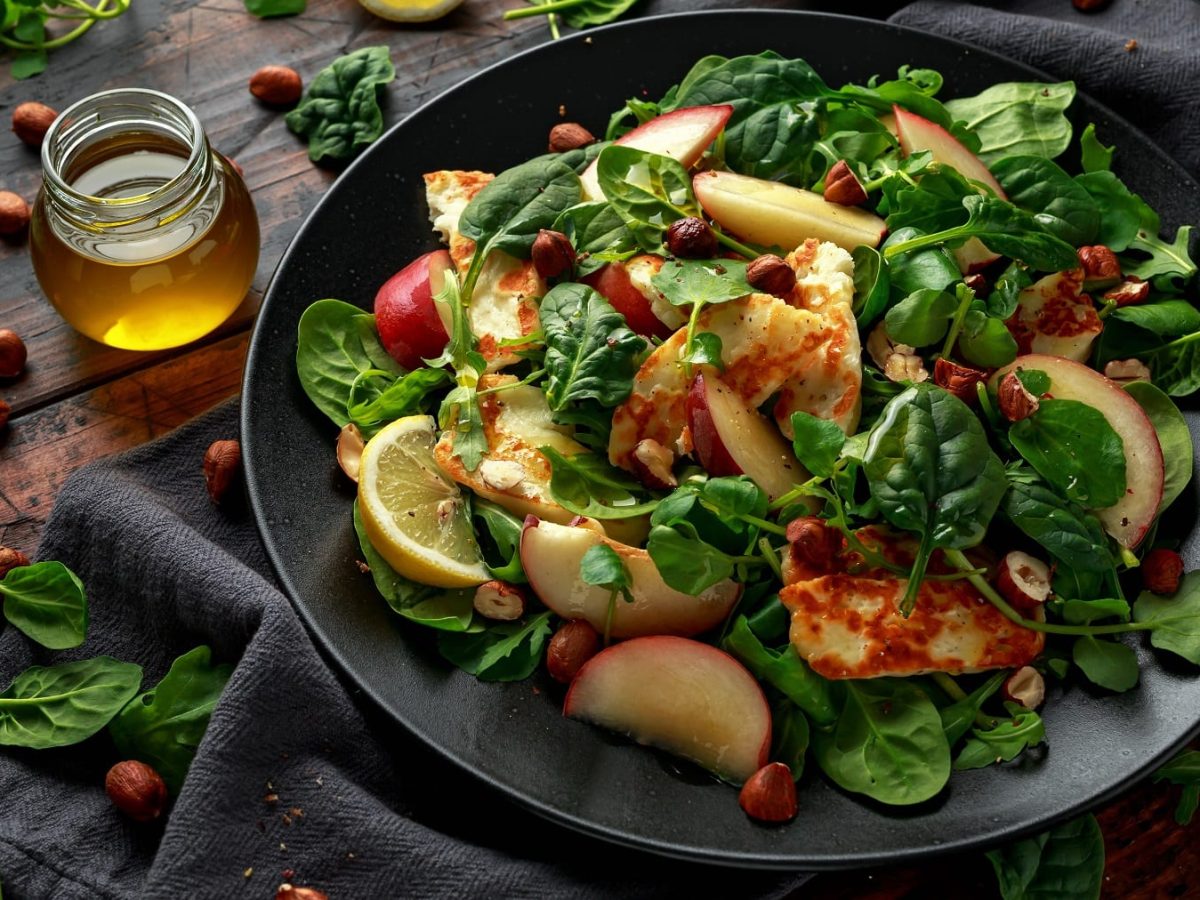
top-left (0, 1), bottom-right (1196, 895)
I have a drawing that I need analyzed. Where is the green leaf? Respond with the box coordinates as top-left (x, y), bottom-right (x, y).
top-left (540, 283), bottom-right (645, 411)
top-left (790, 410), bottom-right (845, 479)
top-left (772, 703), bottom-right (810, 781)
top-left (851, 245), bottom-right (890, 325)
top-left (0, 657), bottom-right (142, 750)
top-left (1079, 123), bottom-right (1114, 173)
top-left (883, 228), bottom-right (962, 295)
top-left (285, 46), bottom-right (395, 164)
top-left (958, 303), bottom-right (1018, 368)
top-left (1133, 571), bottom-right (1200, 664)
top-left (1072, 636), bottom-right (1139, 692)
top-left (11, 47), bottom-right (46, 80)
top-left (244, 0), bottom-right (304, 16)
top-left (542, 446), bottom-right (658, 520)
top-left (811, 679), bottom-right (951, 805)
top-left (993, 156), bottom-right (1100, 246)
top-left (554, 201), bottom-right (635, 267)
top-left (884, 288), bottom-right (957, 347)
top-left (939, 671), bottom-right (1006, 746)
top-left (108, 646), bottom-right (233, 793)
top-left (472, 499), bottom-right (526, 583)
top-left (1093, 300), bottom-right (1200, 371)
top-left (437, 611), bottom-right (554, 682)
top-left (346, 367), bottom-right (449, 436)
top-left (1124, 381), bottom-right (1193, 513)
top-left (723, 616), bottom-right (836, 726)
top-left (1155, 750), bottom-right (1200, 825)
top-left (986, 814), bottom-right (1104, 900)
top-left (1123, 226), bottom-right (1197, 292)
top-left (596, 145), bottom-right (701, 252)
top-left (0, 561), bottom-right (88, 650)
top-left (1008, 399), bottom-right (1127, 509)
top-left (646, 523), bottom-right (735, 595)
top-left (686, 332), bottom-right (724, 369)
top-left (954, 701), bottom-right (1045, 770)
top-left (579, 543), bottom-right (632, 596)
top-left (1074, 171), bottom-right (1153, 251)
top-left (651, 258), bottom-right (752, 308)
top-left (943, 81), bottom-right (1075, 165)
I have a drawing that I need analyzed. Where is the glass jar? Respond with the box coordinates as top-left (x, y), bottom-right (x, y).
top-left (31, 88), bottom-right (259, 351)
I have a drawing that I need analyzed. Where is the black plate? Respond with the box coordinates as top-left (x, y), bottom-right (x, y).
top-left (242, 10), bottom-right (1200, 869)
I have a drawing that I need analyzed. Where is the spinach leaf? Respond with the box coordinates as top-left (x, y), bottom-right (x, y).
top-left (540, 283), bottom-right (645, 412)
top-left (884, 288), bottom-right (957, 347)
top-left (437, 611), bottom-right (554, 682)
top-left (851, 245), bottom-right (890, 325)
top-left (1072, 636), bottom-right (1139, 692)
top-left (1055, 597), bottom-right (1131, 625)
top-left (285, 47), bottom-right (395, 164)
top-left (472, 499), bottom-right (526, 583)
top-left (108, 646), bottom-right (233, 793)
top-left (1093, 300), bottom-right (1200, 368)
top-left (1008, 399), bottom-right (1127, 509)
top-left (773, 703), bottom-right (810, 780)
top-left (502, 0), bottom-right (638, 28)
top-left (554, 201), bottom-right (636, 272)
top-left (790, 411), bottom-right (845, 479)
top-left (1155, 750), bottom-right (1200, 825)
top-left (1124, 381), bottom-right (1193, 512)
top-left (1, 560), bottom-right (87, 650)
top-left (0, 657), bottom-right (142, 749)
top-left (886, 168), bottom-right (974, 235)
top-left (542, 447), bottom-right (658, 520)
top-left (943, 81), bottom-right (1075, 165)
top-left (296, 299), bottom-right (403, 428)
top-left (1074, 171), bottom-right (1153, 251)
top-left (986, 814), bottom-right (1104, 900)
top-left (863, 384), bottom-right (1007, 614)
top-left (939, 671), bottom-right (1006, 745)
top-left (346, 367), bottom-right (449, 437)
top-left (244, 0), bottom-right (304, 16)
top-left (1133, 571), bottom-right (1200, 664)
top-left (595, 145), bottom-right (702, 253)
top-left (988, 263), bottom-right (1034, 319)
top-left (810, 678), bottom-right (951, 805)
top-left (883, 227), bottom-right (963, 294)
top-left (723, 616), bottom-right (836, 726)
top-left (993, 156), bottom-right (1100, 246)
top-left (1079, 123), bottom-right (1114, 173)
top-left (954, 701), bottom-right (1046, 770)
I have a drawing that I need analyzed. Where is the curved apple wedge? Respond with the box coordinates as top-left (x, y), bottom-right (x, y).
top-left (892, 105), bottom-right (1006, 199)
top-left (580, 104), bottom-right (733, 201)
top-left (564, 636), bottom-right (772, 784)
top-left (520, 518), bottom-right (740, 639)
top-left (374, 249), bottom-right (453, 369)
top-left (992, 354), bottom-right (1164, 549)
top-left (687, 371), bottom-right (806, 501)
top-left (581, 256), bottom-right (678, 341)
top-left (693, 170), bottom-right (886, 252)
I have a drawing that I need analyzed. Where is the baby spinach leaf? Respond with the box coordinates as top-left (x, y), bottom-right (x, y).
top-left (1072, 636), bottom-right (1139, 692)
top-left (651, 478), bottom-right (763, 557)
top-left (472, 499), bottom-right (526, 584)
top-left (651, 258), bottom-right (752, 308)
top-left (883, 227), bottom-right (963, 295)
top-left (1079, 123), bottom-right (1114, 173)
top-left (773, 703), bottom-right (810, 780)
top-left (502, 0), bottom-right (637, 28)
top-left (0, 657), bottom-right (142, 750)
top-left (790, 411), bottom-right (845, 479)
top-left (1093, 300), bottom-right (1200, 368)
top-left (1155, 750), bottom-right (1200, 825)
top-left (988, 263), bottom-right (1033, 319)
top-left (1125, 381), bottom-right (1193, 512)
top-left (244, 0), bottom-right (304, 17)
top-left (884, 288), bottom-right (957, 347)
top-left (646, 523), bottom-right (735, 595)
top-left (863, 384), bottom-right (1007, 614)
top-left (346, 367), bottom-right (450, 437)
top-left (1134, 572), bottom-right (1200, 664)
top-left (811, 678), bottom-right (951, 805)
top-left (554, 201), bottom-right (635, 268)
top-left (1008, 399), bottom-right (1127, 509)
top-left (954, 701), bottom-right (1046, 770)
top-left (851, 245), bottom-right (890, 325)
top-left (285, 47), bottom-right (395, 164)
top-left (886, 168), bottom-right (974, 235)
top-left (109, 646), bottom-right (233, 793)
top-left (437, 611), bottom-right (553, 682)
top-left (540, 283), bottom-right (645, 412)
top-left (943, 81), bottom-right (1075, 165)
top-left (986, 814), bottom-right (1104, 900)
top-left (1, 560), bottom-right (87, 650)
top-left (296, 299), bottom-right (403, 428)
top-left (1074, 171), bottom-right (1153, 251)
top-left (939, 671), bottom-right (1006, 746)
top-left (542, 447), bottom-right (658, 520)
top-left (723, 616), bottom-right (836, 726)
top-left (993, 156), bottom-right (1100, 247)
top-left (595, 145), bottom-right (701, 252)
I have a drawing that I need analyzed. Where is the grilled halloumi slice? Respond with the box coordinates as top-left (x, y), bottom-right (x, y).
top-left (607, 239), bottom-right (862, 471)
top-left (424, 171), bottom-right (543, 371)
top-left (780, 526), bottom-right (1044, 679)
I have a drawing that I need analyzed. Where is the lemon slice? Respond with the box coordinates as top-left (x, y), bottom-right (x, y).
top-left (356, 0), bottom-right (462, 23)
top-left (358, 415), bottom-right (489, 588)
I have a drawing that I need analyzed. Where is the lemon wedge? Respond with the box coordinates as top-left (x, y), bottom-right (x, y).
top-left (358, 415), bottom-right (489, 588)
top-left (356, 0), bottom-right (462, 23)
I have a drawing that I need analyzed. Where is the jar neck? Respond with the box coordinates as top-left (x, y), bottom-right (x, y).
top-left (41, 88), bottom-right (215, 232)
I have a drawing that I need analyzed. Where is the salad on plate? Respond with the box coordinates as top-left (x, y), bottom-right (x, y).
top-left (293, 51), bottom-right (1200, 822)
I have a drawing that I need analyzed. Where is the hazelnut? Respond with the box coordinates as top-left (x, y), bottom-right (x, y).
top-left (995, 550), bottom-right (1052, 613)
top-left (336, 422), bottom-right (364, 483)
top-left (548, 122), bottom-right (596, 153)
top-left (531, 229), bottom-right (576, 280)
top-left (822, 160), bottom-right (868, 206)
top-left (0, 330), bottom-right (27, 379)
top-left (996, 371), bottom-right (1040, 422)
top-left (0, 191), bottom-right (31, 236)
top-left (1077, 245), bottom-right (1121, 289)
top-left (666, 217), bottom-right (717, 259)
top-left (546, 619), bottom-right (600, 683)
top-left (1003, 666), bottom-right (1046, 710)
top-left (0, 546), bottom-right (31, 579)
top-left (478, 458), bottom-right (526, 491)
top-left (934, 358), bottom-right (986, 405)
top-left (203, 439), bottom-right (242, 504)
top-left (1103, 358), bottom-right (1151, 384)
top-left (1142, 548), bottom-right (1184, 595)
top-left (630, 438), bottom-right (677, 490)
top-left (249, 66), bottom-right (303, 107)
top-left (746, 254), bottom-right (797, 299)
top-left (1072, 0), bottom-right (1110, 10)
top-left (276, 886), bottom-right (329, 900)
top-left (105, 760), bottom-right (168, 822)
top-left (738, 762), bottom-right (798, 823)
top-left (785, 516), bottom-right (840, 570)
top-left (12, 101), bottom-right (57, 148)
top-left (473, 580), bottom-right (527, 621)
top-left (1103, 277), bottom-right (1150, 307)
top-left (867, 323), bottom-right (928, 385)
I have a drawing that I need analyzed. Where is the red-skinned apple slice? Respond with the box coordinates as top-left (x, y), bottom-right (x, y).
top-left (579, 104), bottom-right (733, 201)
top-left (687, 371), bottom-right (806, 501)
top-left (892, 105), bottom-right (1006, 199)
top-left (582, 257), bottom-right (676, 340)
top-left (1006, 270), bottom-right (1102, 363)
top-left (564, 635), bottom-right (772, 784)
top-left (693, 170), bottom-right (887, 252)
top-left (991, 354), bottom-right (1164, 548)
top-left (374, 249), bottom-right (453, 369)
top-left (953, 237), bottom-right (1001, 275)
top-left (520, 518), bottom-right (740, 639)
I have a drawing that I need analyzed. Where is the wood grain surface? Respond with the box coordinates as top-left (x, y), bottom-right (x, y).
top-left (0, 1), bottom-right (1196, 896)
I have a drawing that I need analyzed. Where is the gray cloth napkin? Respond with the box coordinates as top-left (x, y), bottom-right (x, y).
top-left (3, 2), bottom-right (1199, 898)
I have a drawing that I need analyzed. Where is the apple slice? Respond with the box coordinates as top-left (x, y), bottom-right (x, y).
top-left (374, 249), bottom-right (453, 369)
top-left (992, 354), bottom-right (1164, 548)
top-left (693, 170), bottom-right (887, 252)
top-left (582, 255), bottom-right (681, 340)
top-left (1006, 270), bottom-right (1102, 363)
top-left (579, 104), bottom-right (733, 201)
top-left (953, 237), bottom-right (1001, 275)
top-left (520, 518), bottom-right (740, 639)
top-left (892, 105), bottom-right (1006, 199)
top-left (687, 371), bottom-right (806, 501)
top-left (564, 635), bottom-right (772, 784)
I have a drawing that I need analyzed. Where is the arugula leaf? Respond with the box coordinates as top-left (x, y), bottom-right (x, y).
top-left (986, 814), bottom-right (1104, 900)
top-left (723, 616), bottom-right (836, 726)
top-left (1079, 123), bottom-right (1114, 173)
top-left (1133, 571), bottom-right (1200, 664)
top-left (1155, 750), bottom-right (1200, 825)
top-left (285, 47), bottom-right (395, 164)
top-left (993, 156), bottom-right (1100, 246)
top-left (244, 0), bottom-right (305, 16)
top-left (954, 701), bottom-right (1046, 770)
top-left (1124, 381), bottom-right (1193, 512)
top-left (1008, 399), bottom-right (1127, 509)
top-left (595, 145), bottom-right (702, 253)
top-left (542, 447), bottom-right (658, 520)
top-left (346, 367), bottom-right (449, 437)
top-left (109, 646), bottom-right (233, 793)
top-left (540, 283), bottom-right (645, 412)
top-left (1123, 225), bottom-right (1197, 291)
top-left (790, 411), bottom-right (845, 479)
top-left (472, 499), bottom-right (527, 583)
top-left (772, 703), bottom-right (810, 780)
top-left (939, 671), bottom-right (1006, 745)
top-left (1, 560), bottom-right (88, 650)
top-left (1072, 636), bottom-right (1139, 692)
top-left (943, 81), bottom-right (1075, 165)
top-left (426, 274), bottom-right (488, 471)
top-left (437, 611), bottom-right (554, 682)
